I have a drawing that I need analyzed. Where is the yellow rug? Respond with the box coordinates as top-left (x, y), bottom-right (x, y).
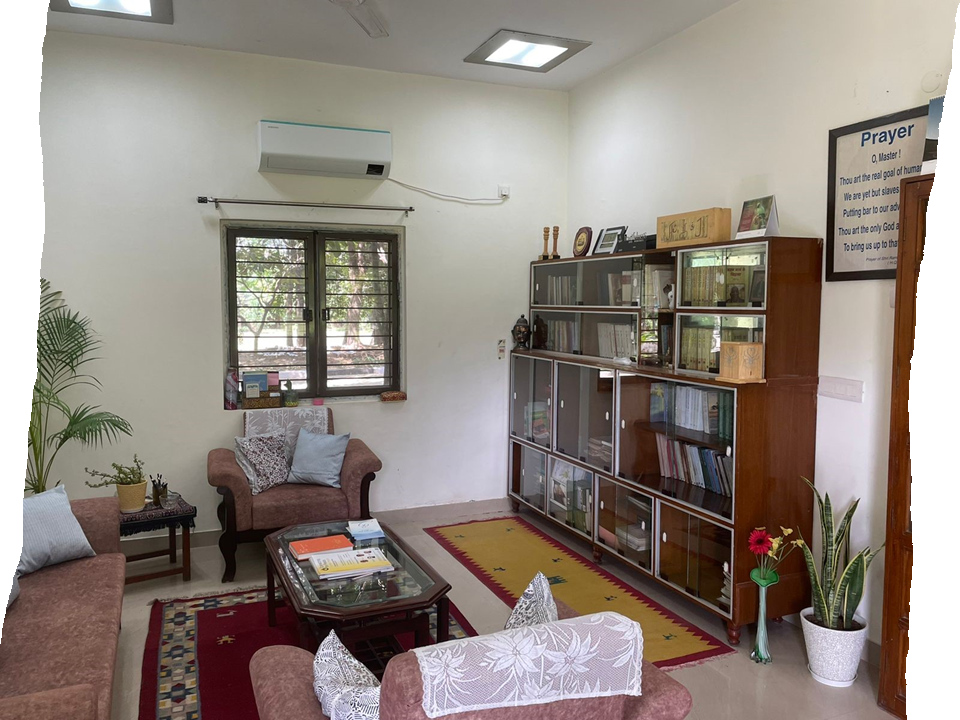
top-left (426, 516), bottom-right (733, 669)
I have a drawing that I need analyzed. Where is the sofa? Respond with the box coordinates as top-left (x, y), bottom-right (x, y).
top-left (208, 407), bottom-right (383, 582)
top-left (249, 599), bottom-right (693, 720)
top-left (0, 497), bottom-right (125, 720)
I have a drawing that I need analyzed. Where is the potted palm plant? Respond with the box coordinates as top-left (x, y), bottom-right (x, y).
top-left (27, 279), bottom-right (132, 494)
top-left (85, 454), bottom-right (148, 513)
top-left (796, 478), bottom-right (883, 687)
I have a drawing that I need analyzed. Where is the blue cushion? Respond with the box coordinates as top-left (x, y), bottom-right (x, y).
top-left (288, 428), bottom-right (350, 488)
top-left (19, 485), bottom-right (95, 575)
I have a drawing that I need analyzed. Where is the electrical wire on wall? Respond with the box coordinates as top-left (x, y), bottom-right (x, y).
top-left (387, 178), bottom-right (507, 205)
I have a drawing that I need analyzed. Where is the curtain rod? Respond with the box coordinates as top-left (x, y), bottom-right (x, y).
top-left (197, 196), bottom-right (415, 215)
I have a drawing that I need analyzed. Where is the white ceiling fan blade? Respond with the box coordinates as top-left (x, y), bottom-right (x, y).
top-left (329, 0), bottom-right (389, 39)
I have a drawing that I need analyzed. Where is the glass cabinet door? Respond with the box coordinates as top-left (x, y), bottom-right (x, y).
top-left (532, 310), bottom-right (581, 355)
top-left (616, 373), bottom-right (668, 483)
top-left (597, 478), bottom-right (653, 571)
top-left (676, 314), bottom-right (765, 376)
top-left (580, 312), bottom-right (639, 361)
top-left (533, 263), bottom-right (581, 306)
top-left (547, 458), bottom-right (593, 537)
top-left (678, 243), bottom-right (767, 309)
top-left (555, 363), bottom-right (615, 473)
top-left (511, 442), bottom-right (547, 512)
top-left (657, 503), bottom-right (733, 614)
top-left (510, 355), bottom-right (552, 449)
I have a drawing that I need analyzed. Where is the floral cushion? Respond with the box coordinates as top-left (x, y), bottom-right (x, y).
top-left (313, 631), bottom-right (381, 720)
top-left (234, 432), bottom-right (289, 495)
top-left (504, 571), bottom-right (558, 630)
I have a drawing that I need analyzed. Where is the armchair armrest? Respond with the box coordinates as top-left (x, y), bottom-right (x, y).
top-left (207, 448), bottom-right (253, 532)
top-left (71, 497), bottom-right (120, 554)
top-left (340, 438), bottom-right (382, 519)
top-left (0, 685), bottom-right (98, 720)
top-left (250, 646), bottom-right (326, 720)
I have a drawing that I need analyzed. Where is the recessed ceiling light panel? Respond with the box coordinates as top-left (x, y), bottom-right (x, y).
top-left (49, 0), bottom-right (174, 24)
top-left (465, 30), bottom-right (591, 73)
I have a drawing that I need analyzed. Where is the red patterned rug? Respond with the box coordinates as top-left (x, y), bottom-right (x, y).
top-left (138, 588), bottom-right (476, 720)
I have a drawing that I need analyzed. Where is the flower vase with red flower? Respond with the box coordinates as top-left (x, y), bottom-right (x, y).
top-left (747, 526), bottom-right (799, 664)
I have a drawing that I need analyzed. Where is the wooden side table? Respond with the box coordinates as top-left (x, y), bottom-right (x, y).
top-left (120, 496), bottom-right (197, 584)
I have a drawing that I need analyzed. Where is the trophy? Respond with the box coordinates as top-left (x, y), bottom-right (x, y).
top-left (539, 227), bottom-right (550, 261)
top-left (550, 226), bottom-right (561, 259)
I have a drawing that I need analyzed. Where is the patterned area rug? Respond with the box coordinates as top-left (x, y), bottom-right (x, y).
top-left (138, 588), bottom-right (475, 720)
top-left (425, 516), bottom-right (734, 669)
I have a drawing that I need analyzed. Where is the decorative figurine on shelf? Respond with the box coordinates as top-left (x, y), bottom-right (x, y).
top-left (282, 380), bottom-right (299, 407)
top-left (550, 226), bottom-right (561, 259)
top-left (512, 314), bottom-right (531, 349)
top-left (747, 525), bottom-right (799, 664)
top-left (539, 227), bottom-right (551, 261)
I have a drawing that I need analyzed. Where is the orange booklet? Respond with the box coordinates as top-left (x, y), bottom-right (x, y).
top-left (289, 534), bottom-right (353, 560)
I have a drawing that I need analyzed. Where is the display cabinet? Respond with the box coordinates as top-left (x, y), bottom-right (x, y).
top-left (547, 457), bottom-right (593, 538)
top-left (510, 355), bottom-right (553, 449)
top-left (597, 478), bottom-right (654, 572)
top-left (510, 442), bottom-right (547, 512)
top-left (508, 236), bottom-right (822, 645)
top-left (678, 242), bottom-right (767, 309)
top-left (555, 362), bottom-right (615, 473)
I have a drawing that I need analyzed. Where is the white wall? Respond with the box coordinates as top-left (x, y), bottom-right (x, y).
top-left (39, 32), bottom-right (568, 533)
top-left (567, 0), bottom-right (956, 644)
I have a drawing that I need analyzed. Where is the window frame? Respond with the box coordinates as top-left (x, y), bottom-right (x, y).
top-left (226, 226), bottom-right (401, 399)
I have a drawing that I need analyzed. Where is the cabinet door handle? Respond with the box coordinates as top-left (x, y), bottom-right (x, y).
top-left (621, 420), bottom-right (626, 429)
top-left (605, 412), bottom-right (610, 421)
top-left (600, 500), bottom-right (604, 510)
top-left (513, 392), bottom-right (517, 400)
top-left (662, 532), bottom-right (667, 543)
top-left (547, 398), bottom-right (551, 406)
top-left (641, 521), bottom-right (646, 531)
top-left (560, 400), bottom-right (564, 409)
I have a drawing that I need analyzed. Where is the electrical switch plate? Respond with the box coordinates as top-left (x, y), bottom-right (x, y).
top-left (498, 339), bottom-right (505, 360)
top-left (818, 376), bottom-right (864, 403)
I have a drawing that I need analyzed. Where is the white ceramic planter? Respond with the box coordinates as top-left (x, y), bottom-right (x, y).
top-left (800, 607), bottom-right (868, 687)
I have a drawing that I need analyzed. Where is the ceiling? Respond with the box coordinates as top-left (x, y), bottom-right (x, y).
top-left (46, 0), bottom-right (738, 91)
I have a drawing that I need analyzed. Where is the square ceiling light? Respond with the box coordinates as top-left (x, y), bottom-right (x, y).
top-left (49, 0), bottom-right (174, 24)
top-left (464, 30), bottom-right (591, 73)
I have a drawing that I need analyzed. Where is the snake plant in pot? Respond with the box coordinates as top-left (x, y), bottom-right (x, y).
top-left (797, 478), bottom-right (883, 687)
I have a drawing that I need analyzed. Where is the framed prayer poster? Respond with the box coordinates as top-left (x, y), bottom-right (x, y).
top-left (826, 106), bottom-right (927, 281)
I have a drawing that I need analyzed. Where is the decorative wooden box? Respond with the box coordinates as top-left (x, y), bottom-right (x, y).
top-left (657, 207), bottom-right (731, 249)
top-left (242, 385), bottom-right (282, 409)
top-left (719, 341), bottom-right (764, 381)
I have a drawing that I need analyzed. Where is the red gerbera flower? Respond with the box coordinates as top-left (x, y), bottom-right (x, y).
top-left (748, 528), bottom-right (773, 555)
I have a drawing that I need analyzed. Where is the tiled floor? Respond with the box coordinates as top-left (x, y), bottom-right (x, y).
top-left (117, 499), bottom-right (893, 720)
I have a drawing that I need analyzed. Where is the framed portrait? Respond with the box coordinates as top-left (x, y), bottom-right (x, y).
top-left (748, 269), bottom-right (766, 305)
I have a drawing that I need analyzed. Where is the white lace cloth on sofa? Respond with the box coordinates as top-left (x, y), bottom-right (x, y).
top-left (243, 407), bottom-right (332, 462)
top-left (411, 612), bottom-right (643, 719)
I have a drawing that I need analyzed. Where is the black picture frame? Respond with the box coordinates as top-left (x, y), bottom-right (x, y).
top-left (826, 105), bottom-right (927, 282)
top-left (592, 226), bottom-right (626, 255)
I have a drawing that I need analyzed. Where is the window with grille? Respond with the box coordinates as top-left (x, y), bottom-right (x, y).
top-left (226, 227), bottom-right (400, 397)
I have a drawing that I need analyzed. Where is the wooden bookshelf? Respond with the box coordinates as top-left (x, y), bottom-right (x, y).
top-left (508, 236), bottom-right (821, 644)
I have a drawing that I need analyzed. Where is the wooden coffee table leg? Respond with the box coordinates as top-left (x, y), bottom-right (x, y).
top-left (266, 554), bottom-right (276, 627)
top-left (436, 596), bottom-right (450, 643)
top-left (182, 524), bottom-right (191, 581)
top-left (168, 525), bottom-right (177, 563)
top-left (413, 612), bottom-right (430, 647)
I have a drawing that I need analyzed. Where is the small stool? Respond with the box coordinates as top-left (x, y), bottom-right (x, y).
top-left (120, 496), bottom-right (197, 584)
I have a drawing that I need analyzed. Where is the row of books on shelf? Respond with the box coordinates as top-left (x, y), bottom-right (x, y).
top-left (595, 270), bottom-right (640, 307)
top-left (679, 326), bottom-right (718, 373)
top-left (597, 322), bottom-right (636, 359)
top-left (654, 433), bottom-right (733, 496)
top-left (587, 436), bottom-right (613, 468)
top-left (681, 264), bottom-right (757, 306)
top-left (649, 383), bottom-right (735, 441)
top-left (545, 275), bottom-right (578, 305)
top-left (543, 319), bottom-right (579, 353)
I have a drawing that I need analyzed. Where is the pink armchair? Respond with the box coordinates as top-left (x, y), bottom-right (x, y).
top-left (207, 407), bottom-right (382, 582)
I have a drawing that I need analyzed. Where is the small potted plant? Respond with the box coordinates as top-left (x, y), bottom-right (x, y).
top-left (85, 454), bottom-right (148, 513)
top-left (796, 478), bottom-right (883, 687)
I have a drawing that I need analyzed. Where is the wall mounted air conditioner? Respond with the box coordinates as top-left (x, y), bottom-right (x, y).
top-left (258, 120), bottom-right (392, 179)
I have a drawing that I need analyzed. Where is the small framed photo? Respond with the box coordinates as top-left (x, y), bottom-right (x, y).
top-left (592, 226), bottom-right (627, 255)
top-left (749, 269), bottom-right (766, 304)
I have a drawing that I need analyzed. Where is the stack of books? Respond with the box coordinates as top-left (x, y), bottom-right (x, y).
top-left (654, 433), bottom-right (733, 496)
top-left (309, 547), bottom-right (393, 580)
top-left (289, 534), bottom-right (353, 561)
top-left (596, 322), bottom-right (635, 359)
top-left (348, 519), bottom-right (385, 541)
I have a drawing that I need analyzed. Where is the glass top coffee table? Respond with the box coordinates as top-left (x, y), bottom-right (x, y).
top-left (265, 520), bottom-right (453, 652)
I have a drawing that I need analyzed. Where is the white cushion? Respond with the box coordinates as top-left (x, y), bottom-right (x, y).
top-left (504, 571), bottom-right (559, 630)
top-left (313, 631), bottom-right (381, 720)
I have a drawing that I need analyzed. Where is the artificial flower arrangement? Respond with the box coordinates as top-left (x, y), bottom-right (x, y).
top-left (746, 525), bottom-right (800, 664)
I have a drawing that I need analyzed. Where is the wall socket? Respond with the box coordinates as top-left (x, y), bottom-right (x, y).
top-left (498, 185), bottom-right (511, 199)
top-left (818, 376), bottom-right (864, 403)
